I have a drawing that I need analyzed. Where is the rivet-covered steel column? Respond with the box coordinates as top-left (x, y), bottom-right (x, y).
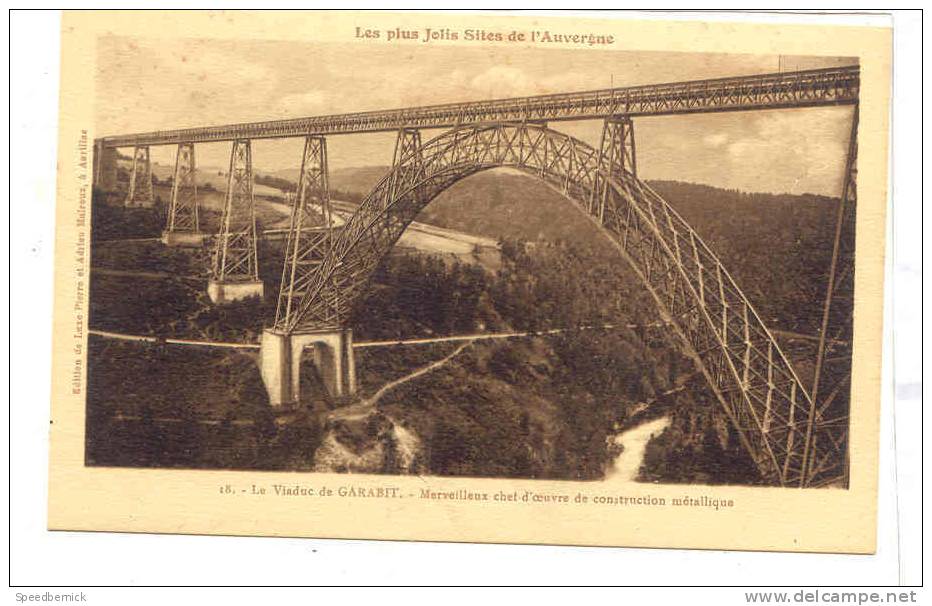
top-left (208, 139), bottom-right (263, 304)
top-left (261, 135), bottom-right (355, 407)
top-left (162, 142), bottom-right (206, 247)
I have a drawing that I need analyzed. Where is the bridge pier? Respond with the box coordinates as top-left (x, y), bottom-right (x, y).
top-left (589, 116), bottom-right (636, 219)
top-left (385, 127), bottom-right (424, 203)
top-left (162, 142), bottom-right (207, 247)
top-left (163, 231), bottom-right (208, 247)
top-left (209, 139), bottom-right (263, 304)
top-left (273, 135), bottom-right (340, 326)
top-left (259, 328), bottom-right (356, 407)
top-left (599, 116), bottom-right (636, 177)
top-left (92, 140), bottom-right (118, 193)
top-left (207, 279), bottom-right (264, 304)
top-left (125, 145), bottom-right (154, 208)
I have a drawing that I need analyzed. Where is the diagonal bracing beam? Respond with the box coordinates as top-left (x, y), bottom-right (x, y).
top-left (166, 142), bottom-right (199, 233)
top-left (800, 104), bottom-right (858, 487)
top-left (274, 135), bottom-right (339, 331)
top-left (208, 139), bottom-right (263, 303)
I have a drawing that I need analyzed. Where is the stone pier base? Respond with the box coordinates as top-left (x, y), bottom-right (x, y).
top-left (207, 279), bottom-right (264, 305)
top-left (260, 328), bottom-right (356, 407)
top-left (125, 196), bottom-right (155, 209)
top-left (161, 230), bottom-right (207, 247)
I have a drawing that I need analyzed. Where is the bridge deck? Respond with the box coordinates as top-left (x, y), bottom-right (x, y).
top-left (99, 66), bottom-right (858, 148)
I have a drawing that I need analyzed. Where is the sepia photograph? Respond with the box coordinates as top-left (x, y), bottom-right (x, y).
top-left (42, 10), bottom-right (893, 554)
top-left (86, 38), bottom-right (857, 489)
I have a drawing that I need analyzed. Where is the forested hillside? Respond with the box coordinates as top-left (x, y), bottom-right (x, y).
top-left (87, 164), bottom-right (848, 484)
top-left (323, 166), bottom-right (841, 336)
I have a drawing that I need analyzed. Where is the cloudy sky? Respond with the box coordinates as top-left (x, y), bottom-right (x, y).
top-left (96, 36), bottom-right (856, 196)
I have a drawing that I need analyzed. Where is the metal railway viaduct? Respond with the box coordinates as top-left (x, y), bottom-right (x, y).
top-left (93, 66), bottom-right (859, 488)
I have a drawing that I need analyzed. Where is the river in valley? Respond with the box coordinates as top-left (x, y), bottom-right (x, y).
top-left (605, 416), bottom-right (672, 482)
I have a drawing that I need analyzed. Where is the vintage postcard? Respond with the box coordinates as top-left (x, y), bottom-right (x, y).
top-left (49, 11), bottom-right (891, 553)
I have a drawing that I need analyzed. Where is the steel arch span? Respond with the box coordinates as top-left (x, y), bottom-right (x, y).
top-left (280, 121), bottom-right (847, 488)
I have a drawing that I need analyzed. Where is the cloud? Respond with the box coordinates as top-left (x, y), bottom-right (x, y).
top-left (465, 65), bottom-right (598, 101)
top-left (95, 37), bottom-right (854, 195)
top-left (726, 139), bottom-right (755, 159)
top-left (469, 65), bottom-right (537, 98)
top-left (161, 42), bottom-right (274, 90)
top-left (278, 91), bottom-right (329, 114)
top-left (540, 71), bottom-right (594, 92)
top-left (708, 108), bottom-right (851, 194)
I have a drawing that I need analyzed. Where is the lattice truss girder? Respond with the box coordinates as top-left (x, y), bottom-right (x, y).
top-left (275, 135), bottom-right (340, 330)
top-left (609, 170), bottom-right (851, 487)
top-left (125, 145), bottom-right (153, 207)
top-left (103, 67), bottom-right (859, 147)
top-left (212, 139), bottom-right (259, 282)
top-left (284, 120), bottom-right (851, 488)
top-left (167, 142), bottom-right (199, 232)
